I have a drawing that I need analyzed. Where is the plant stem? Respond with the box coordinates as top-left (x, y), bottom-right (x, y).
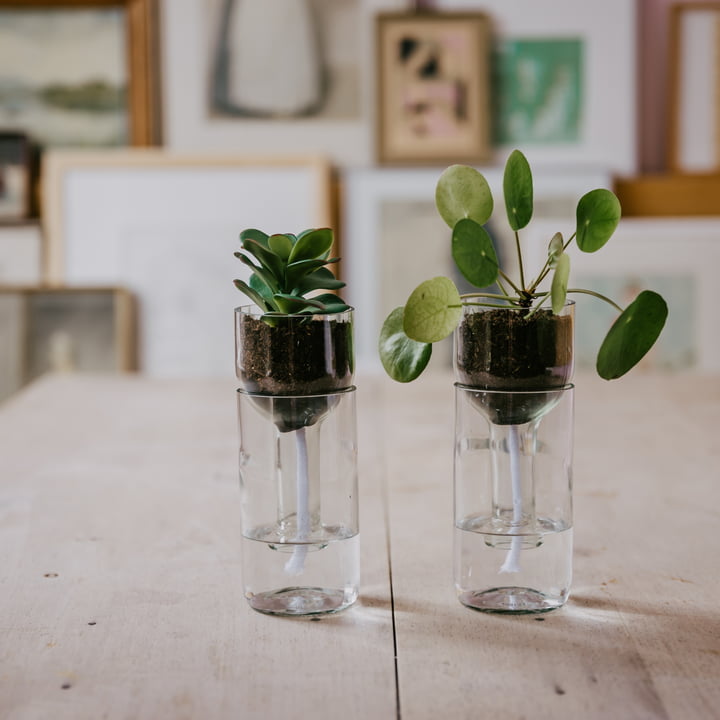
top-left (567, 288), bottom-right (624, 313)
top-left (514, 230), bottom-right (526, 291)
top-left (527, 232), bottom-right (577, 294)
top-left (498, 269), bottom-right (524, 296)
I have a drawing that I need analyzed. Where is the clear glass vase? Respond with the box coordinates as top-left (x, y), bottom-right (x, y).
top-left (237, 387), bottom-right (359, 616)
top-left (453, 384), bottom-right (574, 613)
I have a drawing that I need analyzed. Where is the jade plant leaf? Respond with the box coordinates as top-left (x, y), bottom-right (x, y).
top-left (233, 279), bottom-right (268, 310)
top-left (404, 277), bottom-right (462, 344)
top-left (268, 233), bottom-right (293, 261)
top-left (240, 238), bottom-right (284, 282)
top-left (451, 218), bottom-right (499, 289)
top-left (596, 290), bottom-right (668, 379)
top-left (379, 307), bottom-right (432, 383)
top-left (293, 267), bottom-right (345, 294)
top-left (235, 253), bottom-right (280, 294)
top-left (435, 165), bottom-right (493, 229)
top-left (249, 272), bottom-right (273, 300)
top-left (239, 228), bottom-right (270, 248)
top-left (551, 252), bottom-right (570, 313)
top-left (503, 149), bottom-right (533, 231)
top-left (288, 228), bottom-right (333, 263)
top-left (576, 189), bottom-right (621, 252)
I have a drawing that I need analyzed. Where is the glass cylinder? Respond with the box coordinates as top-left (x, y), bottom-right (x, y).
top-left (237, 386), bottom-right (359, 616)
top-left (235, 305), bottom-right (354, 397)
top-left (454, 384), bottom-right (574, 613)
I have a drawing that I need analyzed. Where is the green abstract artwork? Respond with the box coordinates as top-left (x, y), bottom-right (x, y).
top-left (494, 38), bottom-right (583, 144)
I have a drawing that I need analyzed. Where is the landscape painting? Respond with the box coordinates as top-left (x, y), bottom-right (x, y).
top-left (0, 7), bottom-right (128, 147)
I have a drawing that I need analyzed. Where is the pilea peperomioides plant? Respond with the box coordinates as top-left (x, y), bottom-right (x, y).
top-left (233, 227), bottom-right (350, 316)
top-left (379, 150), bottom-right (669, 385)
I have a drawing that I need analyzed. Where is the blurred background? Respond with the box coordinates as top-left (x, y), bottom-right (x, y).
top-left (1, 0), bottom-right (719, 401)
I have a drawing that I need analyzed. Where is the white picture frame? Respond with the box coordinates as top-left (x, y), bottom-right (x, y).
top-left (431, 0), bottom-right (637, 174)
top-left (523, 217), bottom-right (720, 373)
top-left (0, 224), bottom-right (42, 284)
top-left (342, 165), bottom-right (613, 371)
top-left (42, 150), bottom-right (334, 378)
top-left (160, 0), bottom-right (371, 165)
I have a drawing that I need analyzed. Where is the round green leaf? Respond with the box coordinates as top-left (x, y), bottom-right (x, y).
top-left (288, 228), bottom-right (333, 263)
top-left (403, 277), bottom-right (462, 343)
top-left (451, 218), bottom-right (499, 289)
top-left (435, 165), bottom-right (493, 229)
top-left (576, 189), bottom-right (621, 252)
top-left (503, 149), bottom-right (533, 231)
top-left (379, 307), bottom-right (432, 382)
top-left (550, 252), bottom-right (570, 313)
top-left (596, 290), bottom-right (668, 379)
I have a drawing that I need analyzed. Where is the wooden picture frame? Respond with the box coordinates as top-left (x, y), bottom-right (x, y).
top-left (375, 11), bottom-right (492, 165)
top-left (0, 131), bottom-right (32, 222)
top-left (42, 150), bottom-right (334, 378)
top-left (0, 0), bottom-right (159, 147)
top-left (0, 286), bottom-right (135, 402)
top-left (667, 2), bottom-right (720, 173)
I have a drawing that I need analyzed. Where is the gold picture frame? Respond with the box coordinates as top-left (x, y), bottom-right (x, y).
top-left (0, 0), bottom-right (160, 147)
top-left (375, 11), bottom-right (492, 166)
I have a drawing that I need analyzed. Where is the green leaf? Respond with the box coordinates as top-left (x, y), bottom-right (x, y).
top-left (435, 165), bottom-right (493, 228)
top-left (239, 239), bottom-right (284, 282)
top-left (596, 290), bottom-right (668, 379)
top-left (239, 228), bottom-right (270, 248)
top-left (249, 273), bottom-right (273, 299)
top-left (551, 252), bottom-right (570, 313)
top-left (268, 233), bottom-right (293, 261)
top-left (451, 218), bottom-right (499, 288)
top-left (288, 228), bottom-right (333, 263)
top-left (272, 293), bottom-right (326, 314)
top-left (503, 150), bottom-right (533, 231)
top-left (576, 189), bottom-right (621, 252)
top-left (235, 253), bottom-right (280, 294)
top-left (311, 293), bottom-right (350, 314)
top-left (379, 307), bottom-right (432, 382)
top-left (293, 267), bottom-right (345, 295)
top-left (548, 232), bottom-right (564, 268)
top-left (233, 279), bottom-right (270, 310)
top-left (285, 257), bottom-right (339, 290)
top-left (403, 277), bottom-right (462, 343)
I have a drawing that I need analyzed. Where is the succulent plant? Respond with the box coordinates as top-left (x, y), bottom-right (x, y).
top-left (233, 227), bottom-right (350, 314)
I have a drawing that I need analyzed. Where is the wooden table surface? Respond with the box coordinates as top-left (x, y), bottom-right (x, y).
top-left (0, 371), bottom-right (718, 719)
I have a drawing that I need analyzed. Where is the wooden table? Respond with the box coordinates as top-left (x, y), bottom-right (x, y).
top-left (1, 371), bottom-right (718, 719)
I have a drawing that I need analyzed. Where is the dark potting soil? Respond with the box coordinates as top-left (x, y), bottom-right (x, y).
top-left (237, 314), bottom-right (354, 432)
top-left (456, 308), bottom-right (574, 425)
top-left (237, 314), bottom-right (354, 395)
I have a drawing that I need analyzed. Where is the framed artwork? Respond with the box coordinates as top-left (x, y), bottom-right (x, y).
top-left (433, 0), bottom-right (636, 174)
top-left (375, 11), bottom-right (492, 165)
top-left (667, 2), bottom-right (720, 173)
top-left (0, 224), bottom-right (42, 284)
top-left (0, 132), bottom-right (31, 222)
top-left (523, 217), bottom-right (720, 373)
top-left (42, 150), bottom-right (334, 378)
top-left (163, 0), bottom-right (367, 166)
top-left (0, 286), bottom-right (135, 403)
top-left (341, 165), bottom-right (612, 370)
top-left (0, 0), bottom-right (159, 148)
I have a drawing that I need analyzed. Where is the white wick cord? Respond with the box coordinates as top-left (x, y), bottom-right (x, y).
top-left (500, 424), bottom-right (523, 574)
top-left (285, 427), bottom-right (310, 575)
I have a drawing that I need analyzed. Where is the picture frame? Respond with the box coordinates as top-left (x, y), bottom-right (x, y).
top-left (0, 131), bottom-right (32, 222)
top-left (523, 217), bottom-right (720, 373)
top-left (42, 150), bottom-right (335, 378)
top-left (0, 0), bottom-right (160, 148)
top-left (442, 0), bottom-right (637, 174)
top-left (0, 286), bottom-right (135, 403)
top-left (375, 11), bottom-right (492, 165)
top-left (0, 224), bottom-right (42, 284)
top-left (341, 165), bottom-right (613, 370)
top-left (162, 0), bottom-right (368, 166)
top-left (667, 2), bottom-right (720, 173)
